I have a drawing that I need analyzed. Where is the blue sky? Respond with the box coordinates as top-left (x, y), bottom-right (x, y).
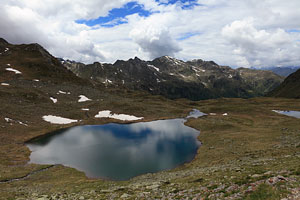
top-left (177, 32), bottom-right (201, 41)
top-left (156, 0), bottom-right (201, 9)
top-left (76, 0), bottom-right (200, 27)
top-left (76, 2), bottom-right (152, 27)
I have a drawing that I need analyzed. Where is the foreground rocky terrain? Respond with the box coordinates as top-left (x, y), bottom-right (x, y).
top-left (0, 39), bottom-right (299, 199)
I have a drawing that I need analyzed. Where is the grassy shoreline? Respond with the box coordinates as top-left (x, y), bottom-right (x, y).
top-left (1, 97), bottom-right (300, 199)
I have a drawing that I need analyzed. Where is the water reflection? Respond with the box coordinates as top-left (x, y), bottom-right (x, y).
top-left (27, 118), bottom-right (202, 180)
top-left (272, 110), bottom-right (300, 119)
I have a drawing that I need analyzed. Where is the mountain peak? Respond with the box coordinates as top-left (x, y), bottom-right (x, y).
top-left (130, 56), bottom-right (143, 62)
top-left (0, 38), bottom-right (9, 46)
top-left (153, 56), bottom-right (184, 65)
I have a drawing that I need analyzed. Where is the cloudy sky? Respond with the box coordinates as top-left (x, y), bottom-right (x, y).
top-left (1, 0), bottom-right (300, 68)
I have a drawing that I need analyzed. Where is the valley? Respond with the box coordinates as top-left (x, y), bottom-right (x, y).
top-left (0, 39), bottom-right (300, 199)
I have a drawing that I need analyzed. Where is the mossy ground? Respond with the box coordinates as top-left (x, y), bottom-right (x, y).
top-left (1, 93), bottom-right (300, 199)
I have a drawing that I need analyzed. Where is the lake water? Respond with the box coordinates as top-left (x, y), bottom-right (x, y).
top-left (272, 110), bottom-right (300, 119)
top-left (27, 111), bottom-right (204, 180)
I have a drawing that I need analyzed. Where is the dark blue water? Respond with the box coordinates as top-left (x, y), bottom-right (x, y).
top-left (27, 111), bottom-right (204, 180)
top-left (273, 110), bottom-right (300, 119)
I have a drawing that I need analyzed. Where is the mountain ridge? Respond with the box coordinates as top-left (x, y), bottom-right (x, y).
top-left (0, 38), bottom-right (284, 101)
top-left (268, 68), bottom-right (300, 98)
top-left (251, 66), bottom-right (300, 77)
top-left (62, 55), bottom-right (284, 101)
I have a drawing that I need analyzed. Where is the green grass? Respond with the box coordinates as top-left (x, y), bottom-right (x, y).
top-left (246, 184), bottom-right (280, 200)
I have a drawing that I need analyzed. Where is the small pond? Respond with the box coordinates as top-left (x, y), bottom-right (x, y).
top-left (27, 111), bottom-right (205, 180)
top-left (272, 110), bottom-right (300, 119)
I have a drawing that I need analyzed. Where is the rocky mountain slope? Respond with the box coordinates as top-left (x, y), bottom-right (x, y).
top-left (63, 56), bottom-right (284, 100)
top-left (268, 68), bottom-right (300, 98)
top-left (253, 66), bottom-right (300, 77)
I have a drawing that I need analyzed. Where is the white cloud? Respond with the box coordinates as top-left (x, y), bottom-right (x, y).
top-left (0, 0), bottom-right (299, 67)
top-left (222, 18), bottom-right (300, 67)
top-left (130, 26), bottom-right (181, 59)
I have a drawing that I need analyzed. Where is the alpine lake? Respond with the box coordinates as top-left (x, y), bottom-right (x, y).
top-left (26, 110), bottom-right (205, 180)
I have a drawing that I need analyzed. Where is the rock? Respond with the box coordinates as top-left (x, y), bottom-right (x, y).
top-left (251, 174), bottom-right (262, 178)
top-left (89, 190), bottom-right (96, 194)
top-left (146, 184), bottom-right (160, 190)
top-left (36, 198), bottom-right (48, 200)
top-left (266, 177), bottom-right (279, 185)
top-left (226, 184), bottom-right (239, 193)
top-left (79, 196), bottom-right (85, 200)
top-left (120, 193), bottom-right (130, 198)
top-left (32, 193), bottom-right (38, 197)
top-left (116, 186), bottom-right (126, 191)
top-left (277, 175), bottom-right (287, 181)
top-left (100, 189), bottom-right (114, 193)
top-left (264, 171), bottom-right (272, 176)
top-left (213, 184), bottom-right (225, 192)
top-left (235, 168), bottom-right (242, 172)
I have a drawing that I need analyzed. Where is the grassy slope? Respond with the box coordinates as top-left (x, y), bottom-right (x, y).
top-left (0, 96), bottom-right (299, 199)
top-left (268, 68), bottom-right (300, 98)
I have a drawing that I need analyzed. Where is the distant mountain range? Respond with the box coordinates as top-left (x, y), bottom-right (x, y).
top-left (251, 66), bottom-right (300, 77)
top-left (63, 56), bottom-right (284, 100)
top-left (0, 38), bottom-right (286, 101)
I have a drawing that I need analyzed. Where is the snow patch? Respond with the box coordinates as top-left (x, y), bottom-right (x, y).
top-left (33, 79), bottom-right (40, 82)
top-left (102, 79), bottom-right (113, 84)
top-left (148, 64), bottom-right (160, 72)
top-left (42, 115), bottom-right (78, 124)
top-left (78, 95), bottom-right (91, 102)
top-left (6, 68), bottom-right (22, 74)
top-left (202, 82), bottom-right (208, 87)
top-left (50, 97), bottom-right (57, 103)
top-left (18, 121), bottom-right (28, 126)
top-left (164, 56), bottom-right (183, 65)
top-left (5, 117), bottom-right (28, 126)
top-left (4, 118), bottom-right (12, 123)
top-left (57, 90), bottom-right (70, 95)
top-left (95, 110), bottom-right (143, 121)
top-left (223, 113), bottom-right (228, 116)
top-left (81, 108), bottom-right (90, 111)
top-left (1, 83), bottom-right (9, 86)
top-left (58, 90), bottom-right (67, 94)
top-left (209, 113), bottom-right (217, 116)
top-left (180, 74), bottom-right (187, 78)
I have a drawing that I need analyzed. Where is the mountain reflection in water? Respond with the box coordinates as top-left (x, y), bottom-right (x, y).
top-left (27, 111), bottom-right (205, 180)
